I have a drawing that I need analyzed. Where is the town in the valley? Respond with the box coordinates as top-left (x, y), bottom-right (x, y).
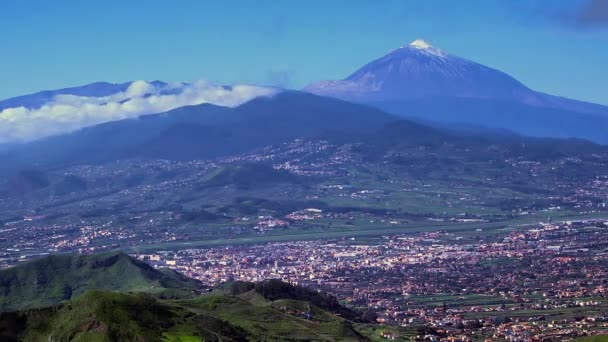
top-left (127, 218), bottom-right (608, 341)
top-left (2, 141), bottom-right (608, 341)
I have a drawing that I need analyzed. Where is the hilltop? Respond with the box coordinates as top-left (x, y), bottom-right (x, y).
top-left (0, 253), bottom-right (393, 341)
top-left (0, 252), bottom-right (202, 311)
top-left (0, 289), bottom-right (373, 341)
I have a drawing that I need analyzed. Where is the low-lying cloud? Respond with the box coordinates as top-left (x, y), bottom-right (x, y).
top-left (0, 80), bottom-right (278, 144)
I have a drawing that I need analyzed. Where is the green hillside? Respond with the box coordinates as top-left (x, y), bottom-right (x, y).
top-left (226, 279), bottom-right (363, 321)
top-left (0, 252), bottom-right (201, 311)
top-left (0, 291), bottom-right (250, 342)
top-left (200, 163), bottom-right (303, 190)
top-left (0, 252), bottom-right (381, 341)
top-left (575, 336), bottom-right (608, 342)
top-left (0, 287), bottom-right (370, 342)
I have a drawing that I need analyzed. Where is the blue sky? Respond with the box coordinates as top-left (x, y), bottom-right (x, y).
top-left (1, 0), bottom-right (607, 104)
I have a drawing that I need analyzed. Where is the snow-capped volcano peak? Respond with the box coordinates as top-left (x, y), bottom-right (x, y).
top-left (304, 38), bottom-right (529, 102)
top-left (303, 39), bottom-right (608, 144)
top-left (409, 39), bottom-right (432, 49)
top-left (401, 38), bottom-right (447, 58)
top-left (305, 37), bottom-right (606, 119)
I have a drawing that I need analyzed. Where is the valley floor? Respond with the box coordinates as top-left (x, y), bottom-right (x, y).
top-left (132, 216), bottom-right (608, 341)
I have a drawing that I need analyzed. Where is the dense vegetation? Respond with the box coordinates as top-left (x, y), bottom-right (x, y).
top-left (0, 253), bottom-right (376, 341)
top-left (200, 163), bottom-right (303, 190)
top-left (0, 252), bottom-right (201, 311)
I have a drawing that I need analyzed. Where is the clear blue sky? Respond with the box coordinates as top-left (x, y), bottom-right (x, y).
top-left (1, 0), bottom-right (607, 104)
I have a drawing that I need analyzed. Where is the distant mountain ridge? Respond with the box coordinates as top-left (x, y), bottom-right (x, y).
top-left (0, 91), bottom-right (396, 172)
top-left (2, 88), bottom-right (608, 180)
top-left (0, 81), bottom-right (168, 111)
top-left (2, 41), bottom-right (607, 144)
top-left (305, 39), bottom-right (608, 143)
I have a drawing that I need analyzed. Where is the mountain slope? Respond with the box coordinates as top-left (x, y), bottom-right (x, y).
top-left (0, 253), bottom-right (374, 341)
top-left (378, 96), bottom-right (608, 143)
top-left (226, 279), bottom-right (364, 321)
top-left (0, 91), bottom-right (396, 171)
top-left (306, 39), bottom-right (532, 103)
top-left (0, 82), bottom-right (135, 111)
top-left (304, 39), bottom-right (608, 143)
top-left (0, 252), bottom-right (201, 311)
top-left (201, 163), bottom-right (304, 189)
top-left (0, 289), bottom-right (369, 342)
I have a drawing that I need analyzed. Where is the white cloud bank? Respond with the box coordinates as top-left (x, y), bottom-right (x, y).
top-left (0, 80), bottom-right (278, 144)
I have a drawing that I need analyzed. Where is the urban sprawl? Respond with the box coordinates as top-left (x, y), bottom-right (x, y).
top-left (131, 218), bottom-right (608, 341)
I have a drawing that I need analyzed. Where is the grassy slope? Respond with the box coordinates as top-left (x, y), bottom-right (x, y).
top-left (575, 336), bottom-right (608, 342)
top-left (176, 291), bottom-right (367, 341)
top-left (0, 254), bottom-right (372, 341)
top-left (0, 289), bottom-right (370, 341)
top-left (0, 252), bottom-right (201, 311)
